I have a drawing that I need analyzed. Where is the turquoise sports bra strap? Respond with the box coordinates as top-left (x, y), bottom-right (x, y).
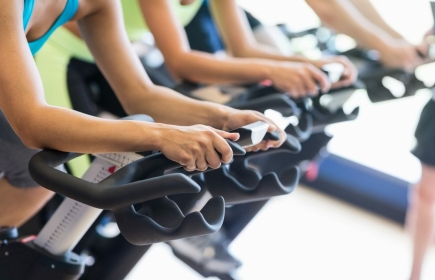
top-left (43, 0), bottom-right (79, 39)
top-left (28, 0), bottom-right (79, 55)
top-left (23, 0), bottom-right (35, 31)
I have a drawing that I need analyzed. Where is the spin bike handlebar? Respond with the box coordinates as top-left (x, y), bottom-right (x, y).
top-left (28, 140), bottom-right (245, 210)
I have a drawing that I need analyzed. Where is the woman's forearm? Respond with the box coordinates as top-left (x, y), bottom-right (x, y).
top-left (63, 20), bottom-right (232, 130)
top-left (348, 0), bottom-right (404, 40)
top-left (121, 83), bottom-right (232, 128)
top-left (22, 105), bottom-right (163, 153)
top-left (306, 0), bottom-right (394, 50)
top-left (167, 51), bottom-right (274, 85)
top-left (228, 42), bottom-right (314, 64)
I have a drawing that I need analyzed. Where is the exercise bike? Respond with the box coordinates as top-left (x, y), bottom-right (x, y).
top-left (0, 117), bottom-right (301, 280)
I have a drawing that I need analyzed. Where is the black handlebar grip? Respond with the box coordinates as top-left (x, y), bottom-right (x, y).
top-left (227, 140), bottom-right (246, 156)
top-left (263, 131), bottom-right (301, 153)
top-left (28, 139), bottom-right (246, 209)
top-left (263, 131), bottom-right (280, 141)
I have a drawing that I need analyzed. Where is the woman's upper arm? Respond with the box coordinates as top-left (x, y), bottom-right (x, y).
top-left (76, 0), bottom-right (154, 107)
top-left (0, 0), bottom-right (47, 130)
top-left (138, 0), bottom-right (192, 71)
top-left (209, 0), bottom-right (257, 56)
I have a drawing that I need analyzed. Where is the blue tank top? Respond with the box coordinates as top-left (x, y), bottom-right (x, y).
top-left (23, 0), bottom-right (79, 55)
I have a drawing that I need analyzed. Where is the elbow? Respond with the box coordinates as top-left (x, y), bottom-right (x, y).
top-left (11, 113), bottom-right (47, 149)
top-left (23, 139), bottom-right (42, 150)
top-left (164, 52), bottom-right (212, 84)
top-left (166, 60), bottom-right (191, 81)
top-left (112, 79), bottom-right (157, 115)
top-left (228, 44), bottom-right (253, 58)
top-left (120, 84), bottom-right (159, 116)
top-left (167, 61), bottom-right (202, 84)
top-left (4, 103), bottom-right (54, 150)
top-left (159, 51), bottom-right (190, 82)
top-left (121, 100), bottom-right (140, 116)
top-left (306, 0), bottom-right (335, 25)
top-left (14, 124), bottom-right (43, 149)
top-left (318, 13), bottom-right (336, 27)
top-left (231, 50), bottom-right (247, 58)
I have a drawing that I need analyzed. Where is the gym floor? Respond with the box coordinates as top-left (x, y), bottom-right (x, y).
top-left (126, 1), bottom-right (435, 279)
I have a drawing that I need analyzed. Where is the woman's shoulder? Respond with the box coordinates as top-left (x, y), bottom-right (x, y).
top-left (71, 0), bottom-right (111, 21)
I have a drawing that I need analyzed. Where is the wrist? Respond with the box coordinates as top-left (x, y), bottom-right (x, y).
top-left (202, 101), bottom-right (234, 129)
top-left (306, 58), bottom-right (324, 69)
top-left (371, 35), bottom-right (394, 54)
top-left (260, 60), bottom-right (276, 81)
top-left (287, 54), bottom-right (311, 64)
top-left (137, 122), bottom-right (169, 152)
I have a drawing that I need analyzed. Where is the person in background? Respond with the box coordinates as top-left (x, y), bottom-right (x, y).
top-left (143, 0), bottom-right (357, 98)
top-left (407, 16), bottom-right (435, 279)
top-left (306, 1), bottom-right (435, 278)
top-left (408, 94), bottom-right (435, 280)
top-left (305, 0), bottom-right (424, 70)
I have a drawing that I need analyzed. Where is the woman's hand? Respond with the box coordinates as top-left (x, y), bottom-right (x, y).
top-left (267, 61), bottom-right (331, 99)
top-left (222, 108), bottom-right (287, 152)
top-left (378, 39), bottom-right (423, 71)
top-left (158, 124), bottom-right (239, 171)
top-left (312, 56), bottom-right (358, 89)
